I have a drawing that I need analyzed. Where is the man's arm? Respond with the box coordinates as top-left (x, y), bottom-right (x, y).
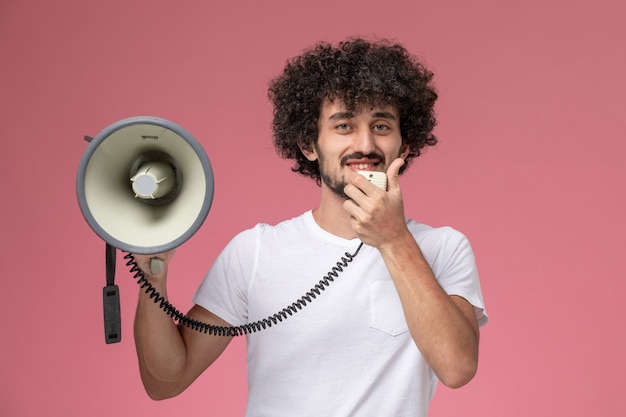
top-left (376, 233), bottom-right (479, 388)
top-left (343, 159), bottom-right (480, 388)
top-left (133, 253), bottom-right (233, 400)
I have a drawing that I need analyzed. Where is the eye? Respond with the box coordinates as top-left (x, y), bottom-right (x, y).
top-left (372, 124), bottom-right (391, 132)
top-left (335, 123), bottom-right (351, 132)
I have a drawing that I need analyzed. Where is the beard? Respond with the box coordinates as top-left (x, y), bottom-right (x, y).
top-left (318, 150), bottom-right (385, 200)
top-left (320, 171), bottom-right (350, 199)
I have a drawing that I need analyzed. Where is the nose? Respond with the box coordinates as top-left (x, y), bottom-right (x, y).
top-left (352, 128), bottom-right (376, 154)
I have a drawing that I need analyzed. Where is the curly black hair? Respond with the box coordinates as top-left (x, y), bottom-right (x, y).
top-left (268, 37), bottom-right (438, 184)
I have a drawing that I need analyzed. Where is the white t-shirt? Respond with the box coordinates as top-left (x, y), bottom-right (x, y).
top-left (194, 211), bottom-right (488, 417)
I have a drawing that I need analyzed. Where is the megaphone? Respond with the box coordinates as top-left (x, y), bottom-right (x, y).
top-left (77, 116), bottom-right (214, 254)
top-left (76, 116), bottom-right (214, 343)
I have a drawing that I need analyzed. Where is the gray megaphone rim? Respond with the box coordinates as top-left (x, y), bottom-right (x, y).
top-left (76, 116), bottom-right (214, 254)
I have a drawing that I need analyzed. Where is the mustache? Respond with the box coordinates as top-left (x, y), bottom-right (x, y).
top-left (340, 153), bottom-right (385, 166)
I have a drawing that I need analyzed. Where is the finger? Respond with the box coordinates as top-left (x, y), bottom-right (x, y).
top-left (386, 158), bottom-right (405, 191)
top-left (342, 197), bottom-right (359, 217)
top-left (343, 182), bottom-right (367, 210)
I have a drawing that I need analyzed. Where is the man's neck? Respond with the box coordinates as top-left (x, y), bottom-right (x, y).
top-left (311, 186), bottom-right (358, 240)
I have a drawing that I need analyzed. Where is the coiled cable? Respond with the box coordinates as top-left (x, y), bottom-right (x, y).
top-left (123, 242), bottom-right (364, 337)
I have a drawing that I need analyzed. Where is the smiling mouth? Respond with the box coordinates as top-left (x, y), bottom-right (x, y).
top-left (347, 162), bottom-right (378, 170)
top-left (342, 153), bottom-right (384, 171)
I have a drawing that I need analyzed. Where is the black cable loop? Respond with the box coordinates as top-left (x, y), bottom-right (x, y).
top-left (124, 241), bottom-right (364, 337)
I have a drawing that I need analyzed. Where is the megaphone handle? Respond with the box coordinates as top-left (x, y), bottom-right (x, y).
top-left (150, 257), bottom-right (164, 275)
top-left (103, 243), bottom-right (121, 344)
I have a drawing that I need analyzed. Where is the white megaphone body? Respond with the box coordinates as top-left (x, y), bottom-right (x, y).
top-left (76, 116), bottom-right (214, 344)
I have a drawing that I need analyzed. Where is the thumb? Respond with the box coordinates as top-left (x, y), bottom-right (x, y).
top-left (386, 158), bottom-right (405, 191)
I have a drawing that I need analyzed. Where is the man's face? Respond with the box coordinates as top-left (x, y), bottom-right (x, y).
top-left (302, 99), bottom-right (408, 199)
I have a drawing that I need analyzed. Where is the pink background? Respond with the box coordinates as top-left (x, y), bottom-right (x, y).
top-left (1, 0), bottom-right (624, 415)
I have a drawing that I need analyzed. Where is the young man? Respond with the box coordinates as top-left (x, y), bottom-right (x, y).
top-left (133, 38), bottom-right (488, 416)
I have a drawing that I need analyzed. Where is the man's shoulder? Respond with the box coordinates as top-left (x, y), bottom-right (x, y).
top-left (231, 211), bottom-right (312, 242)
top-left (407, 219), bottom-right (465, 238)
top-left (406, 219), bottom-right (471, 252)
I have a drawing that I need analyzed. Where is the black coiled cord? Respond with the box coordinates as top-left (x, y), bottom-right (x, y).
top-left (123, 242), bottom-right (364, 337)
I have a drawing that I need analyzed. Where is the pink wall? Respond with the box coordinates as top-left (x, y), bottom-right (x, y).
top-left (1, 0), bottom-right (625, 415)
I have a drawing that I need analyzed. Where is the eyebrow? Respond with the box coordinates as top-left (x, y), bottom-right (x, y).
top-left (327, 111), bottom-right (397, 121)
top-left (372, 111), bottom-right (397, 120)
top-left (328, 111), bottom-right (354, 121)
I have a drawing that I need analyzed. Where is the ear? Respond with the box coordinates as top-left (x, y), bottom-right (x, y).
top-left (298, 140), bottom-right (318, 162)
top-left (399, 143), bottom-right (411, 159)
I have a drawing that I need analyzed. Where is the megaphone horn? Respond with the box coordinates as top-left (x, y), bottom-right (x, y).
top-left (77, 116), bottom-right (214, 255)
